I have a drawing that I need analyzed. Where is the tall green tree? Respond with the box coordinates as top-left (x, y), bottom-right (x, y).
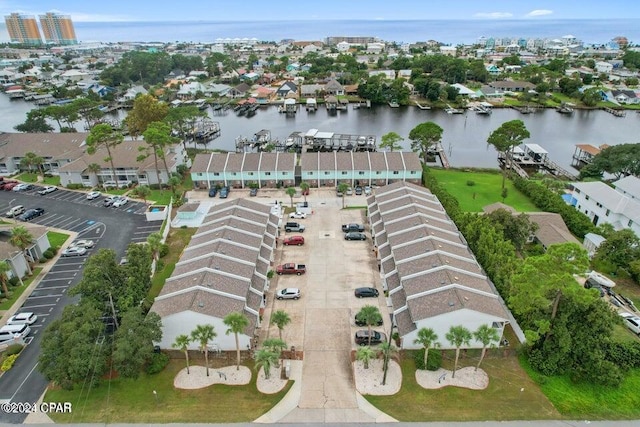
top-left (9, 226), bottom-right (34, 275)
top-left (590, 143), bottom-right (640, 180)
top-left (14, 110), bottom-right (53, 133)
top-left (486, 120), bottom-right (530, 190)
top-left (172, 334), bottom-right (192, 374)
top-left (270, 310), bottom-right (291, 341)
top-left (337, 183), bottom-right (349, 209)
top-left (300, 182), bottom-right (310, 202)
top-left (164, 105), bottom-right (207, 151)
top-left (409, 122), bottom-right (443, 163)
top-left (254, 349), bottom-right (279, 379)
top-left (380, 341), bottom-right (397, 386)
top-left (20, 152), bottom-right (45, 177)
top-left (68, 248), bottom-right (128, 310)
top-left (355, 346), bottom-right (376, 370)
top-left (356, 305), bottom-right (383, 346)
top-left (191, 324), bottom-right (216, 376)
top-left (143, 121), bottom-right (179, 191)
top-left (286, 187), bottom-right (296, 208)
top-left (486, 209), bottom-right (538, 253)
top-left (125, 94), bottom-right (169, 138)
top-left (122, 242), bottom-right (153, 309)
top-left (380, 132), bottom-right (404, 152)
top-left (113, 308), bottom-right (163, 378)
top-left (0, 260), bottom-right (11, 298)
top-left (133, 184), bottom-right (151, 204)
top-left (224, 312), bottom-right (250, 371)
top-left (413, 327), bottom-right (439, 370)
top-left (86, 123), bottom-right (124, 187)
top-left (445, 325), bottom-right (472, 378)
top-left (473, 324), bottom-right (500, 371)
top-left (146, 232), bottom-right (163, 262)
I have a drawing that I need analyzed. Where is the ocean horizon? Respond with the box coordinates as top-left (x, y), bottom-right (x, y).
top-left (1, 18), bottom-right (639, 45)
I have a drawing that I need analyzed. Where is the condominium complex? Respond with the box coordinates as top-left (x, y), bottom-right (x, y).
top-left (39, 12), bottom-right (77, 45)
top-left (4, 11), bottom-right (77, 45)
top-left (4, 13), bottom-right (42, 45)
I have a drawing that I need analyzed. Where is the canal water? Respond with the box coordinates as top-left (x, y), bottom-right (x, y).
top-left (2, 94), bottom-right (639, 171)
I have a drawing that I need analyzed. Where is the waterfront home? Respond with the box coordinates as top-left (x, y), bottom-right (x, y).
top-left (323, 79), bottom-right (344, 96)
top-left (485, 64), bottom-right (501, 75)
top-left (254, 86), bottom-right (276, 104)
top-left (227, 82), bottom-right (251, 98)
top-left (570, 176), bottom-right (640, 236)
top-left (0, 132), bottom-right (87, 175)
top-left (488, 80), bottom-right (536, 94)
top-left (177, 81), bottom-right (208, 100)
top-left (59, 140), bottom-right (190, 188)
top-left (151, 198), bottom-right (277, 351)
top-left (451, 83), bottom-right (477, 98)
top-left (368, 182), bottom-right (511, 350)
top-left (300, 83), bottom-right (324, 97)
top-left (120, 85), bottom-right (148, 102)
top-left (610, 90), bottom-right (638, 104)
top-left (276, 81), bottom-right (297, 98)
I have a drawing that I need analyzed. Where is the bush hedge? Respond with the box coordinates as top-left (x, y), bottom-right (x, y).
top-left (1, 354), bottom-right (19, 372)
top-left (413, 348), bottom-right (442, 371)
top-left (145, 352), bottom-right (170, 374)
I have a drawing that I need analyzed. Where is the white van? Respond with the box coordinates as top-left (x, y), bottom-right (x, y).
top-left (5, 205), bottom-right (25, 217)
top-left (0, 324), bottom-right (31, 343)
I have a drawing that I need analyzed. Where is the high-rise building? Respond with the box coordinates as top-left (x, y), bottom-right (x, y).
top-left (4, 13), bottom-right (42, 45)
top-left (39, 12), bottom-right (77, 45)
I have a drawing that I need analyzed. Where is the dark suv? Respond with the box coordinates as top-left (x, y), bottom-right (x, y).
top-left (355, 330), bottom-right (387, 346)
top-left (18, 208), bottom-right (45, 221)
top-left (354, 287), bottom-right (379, 298)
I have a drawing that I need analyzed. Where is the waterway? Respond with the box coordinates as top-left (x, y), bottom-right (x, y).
top-left (2, 94), bottom-right (640, 172)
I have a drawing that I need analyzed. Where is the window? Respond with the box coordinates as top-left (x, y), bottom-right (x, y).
top-left (282, 171), bottom-right (288, 175)
top-left (596, 202), bottom-right (602, 208)
top-left (411, 171), bottom-right (416, 174)
top-left (605, 209), bottom-right (610, 216)
top-left (248, 172), bottom-right (254, 176)
top-left (308, 171), bottom-right (313, 175)
top-left (138, 174), bottom-right (145, 179)
top-left (585, 195), bottom-right (590, 200)
top-left (214, 172), bottom-right (220, 176)
top-left (324, 171), bottom-right (330, 175)
top-left (197, 172), bottom-right (203, 176)
top-left (359, 171), bottom-right (365, 175)
top-left (231, 172), bottom-right (237, 176)
top-left (376, 171), bottom-right (381, 175)
top-left (392, 171), bottom-right (399, 175)
top-left (629, 220), bottom-right (634, 227)
top-left (265, 172), bottom-right (271, 176)
top-left (81, 175), bottom-right (89, 180)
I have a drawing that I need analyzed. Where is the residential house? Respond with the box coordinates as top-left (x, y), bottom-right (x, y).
top-left (150, 198), bottom-right (278, 351)
top-left (366, 42), bottom-right (385, 54)
top-left (439, 46), bottom-right (457, 56)
top-left (0, 132), bottom-right (87, 176)
top-left (368, 70), bottom-right (396, 79)
top-left (485, 64), bottom-right (501, 75)
top-left (583, 233), bottom-right (606, 258)
top-left (488, 80), bottom-right (535, 93)
top-left (59, 69), bottom-right (89, 82)
top-left (176, 81), bottom-right (208, 100)
top-left (368, 182), bottom-right (511, 349)
top-left (336, 41), bottom-right (350, 52)
top-left (300, 84), bottom-right (324, 98)
top-left (0, 224), bottom-right (51, 280)
top-left (323, 79), bottom-right (344, 96)
top-left (571, 176), bottom-right (640, 236)
top-left (219, 69), bottom-right (239, 82)
top-left (120, 85), bottom-right (148, 102)
top-left (227, 82), bottom-right (251, 98)
top-left (276, 81), bottom-right (298, 98)
top-left (451, 83), bottom-right (477, 98)
top-left (611, 90), bottom-right (638, 104)
top-left (254, 86), bottom-right (276, 104)
top-left (207, 83), bottom-right (231, 97)
top-left (595, 61), bottom-right (614, 74)
top-left (59, 140), bottom-right (190, 188)
top-left (397, 70), bottom-right (412, 80)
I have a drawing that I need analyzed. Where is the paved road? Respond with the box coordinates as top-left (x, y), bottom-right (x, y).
top-left (0, 186), bottom-right (162, 423)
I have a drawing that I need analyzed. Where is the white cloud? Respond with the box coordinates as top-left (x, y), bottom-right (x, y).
top-left (526, 9), bottom-right (553, 17)
top-left (474, 12), bottom-right (513, 19)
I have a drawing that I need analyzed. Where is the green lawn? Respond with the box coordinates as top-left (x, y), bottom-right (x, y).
top-left (15, 173), bottom-right (60, 186)
top-left (366, 353), bottom-right (559, 421)
top-left (428, 168), bottom-right (539, 212)
top-left (0, 267), bottom-right (43, 310)
top-left (147, 227), bottom-right (196, 303)
top-left (520, 355), bottom-right (640, 419)
top-left (47, 231), bottom-right (70, 249)
top-left (45, 359), bottom-right (292, 423)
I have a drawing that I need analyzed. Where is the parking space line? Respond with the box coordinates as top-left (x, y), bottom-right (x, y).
top-left (35, 214), bottom-right (67, 226)
top-left (39, 277), bottom-right (75, 282)
top-left (55, 217), bottom-right (84, 229)
top-left (20, 303), bottom-right (56, 310)
top-left (45, 269), bottom-right (81, 274)
top-left (36, 285), bottom-right (69, 290)
top-left (27, 294), bottom-right (63, 299)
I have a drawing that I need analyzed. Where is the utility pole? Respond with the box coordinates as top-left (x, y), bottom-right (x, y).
top-left (108, 292), bottom-right (119, 330)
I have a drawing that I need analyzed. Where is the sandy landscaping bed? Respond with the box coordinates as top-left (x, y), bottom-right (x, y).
top-left (354, 359), bottom-right (402, 395)
top-left (256, 366), bottom-right (288, 394)
top-left (174, 365), bottom-right (251, 389)
top-left (415, 366), bottom-right (489, 390)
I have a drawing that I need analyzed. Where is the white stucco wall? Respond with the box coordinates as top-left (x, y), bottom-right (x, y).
top-left (157, 310), bottom-right (253, 351)
top-left (400, 309), bottom-right (506, 350)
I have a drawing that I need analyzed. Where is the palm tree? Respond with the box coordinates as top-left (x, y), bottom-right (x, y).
top-left (9, 226), bottom-right (34, 275)
top-left (146, 232), bottom-right (163, 262)
top-left (337, 183), bottom-right (349, 209)
top-left (300, 182), bottom-right (310, 202)
top-left (285, 187), bottom-right (296, 208)
top-left (473, 324), bottom-right (500, 371)
top-left (20, 152), bottom-right (45, 178)
top-left (172, 334), bottom-right (192, 374)
top-left (355, 346), bottom-right (375, 369)
top-left (86, 123), bottom-right (124, 188)
top-left (191, 324), bottom-right (216, 377)
top-left (356, 305), bottom-right (382, 346)
top-left (413, 327), bottom-right (439, 370)
top-left (86, 162), bottom-right (102, 185)
top-left (254, 349), bottom-right (279, 379)
top-left (380, 341), bottom-right (397, 386)
top-left (223, 312), bottom-right (249, 371)
top-left (445, 325), bottom-right (472, 378)
top-left (262, 337), bottom-right (287, 367)
top-left (270, 310), bottom-right (291, 341)
top-left (134, 184), bottom-right (151, 204)
top-left (0, 260), bottom-right (11, 299)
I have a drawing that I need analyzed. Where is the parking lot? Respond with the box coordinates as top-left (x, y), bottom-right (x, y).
top-left (0, 185), bottom-right (163, 422)
top-left (263, 190), bottom-right (385, 409)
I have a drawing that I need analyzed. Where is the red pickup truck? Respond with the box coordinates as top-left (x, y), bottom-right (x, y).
top-left (276, 263), bottom-right (306, 275)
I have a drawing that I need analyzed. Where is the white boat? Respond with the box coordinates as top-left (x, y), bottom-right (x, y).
top-left (445, 106), bottom-right (464, 114)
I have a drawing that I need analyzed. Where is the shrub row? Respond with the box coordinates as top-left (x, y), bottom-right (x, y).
top-left (1, 354), bottom-right (19, 372)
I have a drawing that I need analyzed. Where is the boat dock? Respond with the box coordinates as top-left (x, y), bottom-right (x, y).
top-left (603, 107), bottom-right (626, 117)
top-left (498, 144), bottom-right (577, 180)
top-left (510, 105), bottom-right (541, 114)
top-left (191, 119), bottom-right (221, 144)
top-left (414, 102), bottom-right (431, 110)
top-left (431, 143), bottom-right (450, 168)
top-left (234, 128), bottom-right (377, 153)
top-left (571, 143), bottom-right (608, 169)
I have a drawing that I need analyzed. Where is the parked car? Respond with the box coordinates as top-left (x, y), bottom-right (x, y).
top-left (219, 186), bottom-right (230, 198)
top-left (86, 191), bottom-right (101, 200)
top-left (18, 208), bottom-right (45, 221)
top-left (364, 186), bottom-right (372, 196)
top-left (355, 314), bottom-right (383, 327)
top-left (620, 312), bottom-right (640, 335)
top-left (342, 223), bottom-right (365, 232)
top-left (354, 287), bottom-right (379, 298)
top-left (5, 205), bottom-right (25, 217)
top-left (283, 236), bottom-right (305, 246)
top-left (61, 246), bottom-right (87, 257)
top-left (12, 183), bottom-right (33, 192)
top-left (345, 232), bottom-right (366, 241)
top-left (355, 330), bottom-right (387, 346)
top-left (37, 186), bottom-right (57, 195)
top-left (284, 222), bottom-right (305, 233)
top-left (0, 324), bottom-right (31, 344)
top-left (103, 196), bottom-right (116, 207)
top-left (7, 312), bottom-right (38, 326)
top-left (276, 263), bottom-right (306, 275)
top-left (289, 211), bottom-right (307, 219)
top-left (276, 288), bottom-right (301, 300)
top-left (355, 186), bottom-right (363, 195)
top-left (249, 187), bottom-right (258, 197)
top-left (208, 187), bottom-right (217, 197)
top-left (3, 182), bottom-right (18, 191)
top-left (346, 187), bottom-right (353, 196)
top-left (71, 239), bottom-right (95, 249)
top-left (112, 196), bottom-right (128, 208)
top-left (336, 189), bottom-right (344, 197)
top-left (104, 180), bottom-right (131, 189)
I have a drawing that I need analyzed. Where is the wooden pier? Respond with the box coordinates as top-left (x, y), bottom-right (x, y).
top-left (498, 144), bottom-right (577, 180)
top-left (603, 107), bottom-right (626, 117)
top-left (428, 143), bottom-right (450, 168)
top-left (415, 102), bottom-right (431, 110)
top-left (510, 105), bottom-right (541, 114)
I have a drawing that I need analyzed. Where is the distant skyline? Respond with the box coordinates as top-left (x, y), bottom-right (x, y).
top-left (1, 0), bottom-right (639, 22)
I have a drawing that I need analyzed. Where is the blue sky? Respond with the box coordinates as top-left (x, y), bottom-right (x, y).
top-left (2, 0), bottom-right (638, 21)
